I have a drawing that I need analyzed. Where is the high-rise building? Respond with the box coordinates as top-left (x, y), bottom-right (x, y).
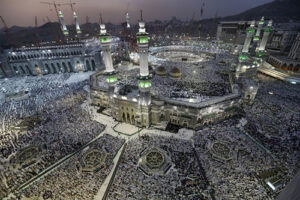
top-left (258, 20), bottom-right (273, 52)
top-left (242, 21), bottom-right (255, 53)
top-left (73, 11), bottom-right (82, 37)
top-left (288, 32), bottom-right (300, 60)
top-left (59, 11), bottom-right (69, 38)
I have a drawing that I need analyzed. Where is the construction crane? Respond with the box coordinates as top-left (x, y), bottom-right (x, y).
top-left (85, 16), bottom-right (89, 36)
top-left (0, 16), bottom-right (16, 48)
top-left (68, 0), bottom-right (76, 12)
top-left (35, 16), bottom-right (41, 46)
top-left (41, 1), bottom-right (75, 42)
top-left (41, 1), bottom-right (76, 20)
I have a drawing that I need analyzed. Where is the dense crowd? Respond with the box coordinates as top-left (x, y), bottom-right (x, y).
top-left (20, 134), bottom-right (125, 200)
top-left (244, 73), bottom-right (300, 177)
top-left (0, 73), bottom-right (105, 198)
top-left (193, 118), bottom-right (274, 200)
top-left (107, 134), bottom-right (210, 200)
top-left (191, 73), bottom-right (300, 199)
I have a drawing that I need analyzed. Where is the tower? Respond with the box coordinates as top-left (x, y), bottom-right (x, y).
top-left (258, 20), bottom-right (273, 52)
top-left (126, 13), bottom-right (130, 29)
top-left (58, 10), bottom-right (69, 40)
top-left (216, 23), bottom-right (222, 41)
top-left (100, 23), bottom-right (115, 74)
top-left (99, 21), bottom-right (118, 115)
top-left (73, 11), bottom-right (82, 38)
top-left (288, 32), bottom-right (300, 60)
top-left (242, 21), bottom-right (255, 53)
top-left (254, 17), bottom-right (264, 42)
top-left (136, 10), bottom-right (152, 128)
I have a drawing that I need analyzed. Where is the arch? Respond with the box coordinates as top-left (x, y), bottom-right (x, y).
top-left (91, 60), bottom-right (96, 70)
top-left (19, 66), bottom-right (26, 75)
top-left (127, 113), bottom-right (130, 123)
top-left (197, 118), bottom-right (201, 123)
top-left (86, 60), bottom-right (91, 71)
top-left (68, 62), bottom-right (73, 72)
top-left (51, 63), bottom-right (57, 73)
top-left (76, 61), bottom-right (83, 72)
top-left (45, 63), bottom-right (51, 74)
top-left (122, 113), bottom-right (126, 122)
top-left (131, 115), bottom-right (135, 124)
top-left (13, 66), bottom-right (18, 74)
top-left (62, 62), bottom-right (68, 73)
top-left (25, 65), bottom-right (33, 76)
top-left (288, 64), bottom-right (294, 71)
top-left (182, 121), bottom-right (188, 127)
top-left (35, 65), bottom-right (42, 76)
top-left (57, 63), bottom-right (62, 73)
top-left (294, 64), bottom-right (300, 72)
top-left (281, 64), bottom-right (288, 71)
top-left (281, 63), bottom-right (287, 69)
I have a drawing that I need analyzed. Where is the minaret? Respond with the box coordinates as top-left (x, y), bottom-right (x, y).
top-left (258, 20), bottom-right (273, 52)
top-left (99, 16), bottom-right (118, 116)
top-left (216, 23), bottom-right (222, 41)
top-left (136, 10), bottom-right (151, 128)
top-left (58, 10), bottom-right (69, 38)
top-left (254, 17), bottom-right (264, 42)
top-left (126, 13), bottom-right (130, 28)
top-left (137, 15), bottom-right (150, 78)
top-left (100, 23), bottom-right (115, 74)
top-left (242, 21), bottom-right (255, 53)
top-left (73, 11), bottom-right (82, 37)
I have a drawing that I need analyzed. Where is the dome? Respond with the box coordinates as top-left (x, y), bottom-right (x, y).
top-left (156, 66), bottom-right (167, 76)
top-left (170, 67), bottom-right (181, 78)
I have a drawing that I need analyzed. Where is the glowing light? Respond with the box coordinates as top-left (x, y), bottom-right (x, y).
top-left (266, 181), bottom-right (276, 191)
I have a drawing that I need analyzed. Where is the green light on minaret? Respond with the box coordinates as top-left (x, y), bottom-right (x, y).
top-left (138, 36), bottom-right (148, 44)
top-left (253, 36), bottom-right (259, 41)
top-left (264, 27), bottom-right (272, 32)
top-left (239, 55), bottom-right (247, 60)
top-left (106, 76), bottom-right (117, 83)
top-left (139, 80), bottom-right (151, 88)
top-left (248, 29), bottom-right (255, 33)
top-left (100, 36), bottom-right (110, 43)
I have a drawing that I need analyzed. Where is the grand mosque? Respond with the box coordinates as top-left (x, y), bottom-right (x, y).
top-left (89, 18), bottom-right (264, 130)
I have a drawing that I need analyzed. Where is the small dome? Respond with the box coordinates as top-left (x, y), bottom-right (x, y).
top-left (170, 67), bottom-right (181, 78)
top-left (156, 66), bottom-right (167, 76)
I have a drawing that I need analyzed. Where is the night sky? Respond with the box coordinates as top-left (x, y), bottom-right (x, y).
top-left (0, 0), bottom-right (273, 27)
